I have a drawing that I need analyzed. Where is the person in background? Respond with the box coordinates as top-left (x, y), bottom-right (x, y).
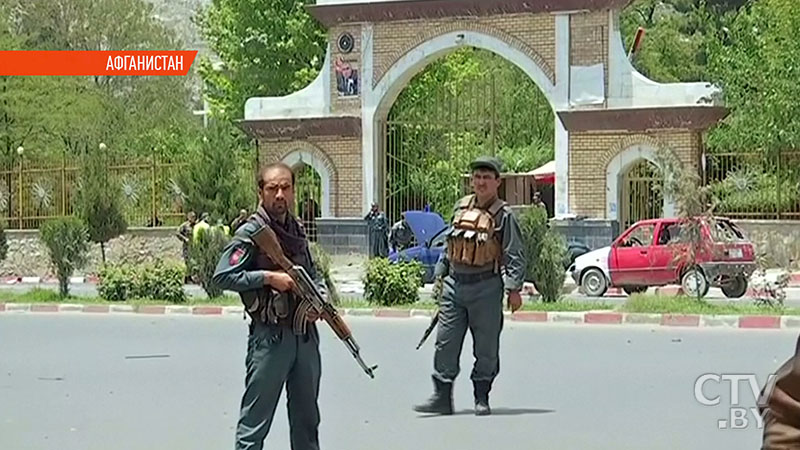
top-left (231, 209), bottom-right (248, 233)
top-left (176, 211), bottom-right (196, 282)
top-left (364, 203), bottom-right (389, 258)
top-left (192, 212), bottom-right (211, 242)
top-left (390, 213), bottom-right (414, 252)
top-left (215, 218), bottom-right (230, 236)
top-left (533, 191), bottom-right (545, 209)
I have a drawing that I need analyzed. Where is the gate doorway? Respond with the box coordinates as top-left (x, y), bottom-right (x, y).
top-left (378, 48), bottom-right (554, 225)
top-left (619, 159), bottom-right (664, 230)
top-left (294, 164), bottom-right (321, 242)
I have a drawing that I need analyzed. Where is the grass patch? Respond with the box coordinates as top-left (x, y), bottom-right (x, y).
top-left (522, 299), bottom-right (616, 311)
top-left (622, 294), bottom-right (800, 316)
top-left (5, 290), bottom-right (798, 316)
top-left (0, 288), bottom-right (241, 306)
top-left (337, 297), bottom-right (616, 312)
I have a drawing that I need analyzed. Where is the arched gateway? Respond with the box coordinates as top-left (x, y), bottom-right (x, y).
top-left (241, 0), bottom-right (728, 255)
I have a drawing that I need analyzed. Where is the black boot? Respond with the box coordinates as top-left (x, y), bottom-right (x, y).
top-left (473, 380), bottom-right (492, 416)
top-left (413, 376), bottom-right (454, 415)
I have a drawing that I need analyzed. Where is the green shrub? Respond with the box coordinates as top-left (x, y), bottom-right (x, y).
top-left (77, 143), bottom-right (127, 265)
top-left (176, 123), bottom-right (255, 224)
top-left (532, 231), bottom-right (567, 302)
top-left (40, 217), bottom-right (90, 297)
top-left (519, 205), bottom-right (548, 265)
top-left (519, 207), bottom-right (566, 302)
top-left (190, 226), bottom-right (230, 298)
top-left (309, 242), bottom-right (340, 304)
top-left (98, 261), bottom-right (186, 303)
top-left (97, 265), bottom-right (135, 302)
top-left (363, 257), bottom-right (422, 306)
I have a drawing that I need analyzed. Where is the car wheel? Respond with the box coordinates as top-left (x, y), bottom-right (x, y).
top-left (681, 267), bottom-right (710, 298)
top-left (622, 285), bottom-right (648, 295)
top-left (581, 268), bottom-right (608, 297)
top-left (721, 276), bottom-right (748, 298)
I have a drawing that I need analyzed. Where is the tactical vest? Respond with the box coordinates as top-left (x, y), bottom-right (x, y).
top-left (242, 213), bottom-right (305, 328)
top-left (446, 194), bottom-right (506, 269)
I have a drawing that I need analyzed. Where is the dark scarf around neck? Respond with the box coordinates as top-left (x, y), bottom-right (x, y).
top-left (254, 204), bottom-right (310, 269)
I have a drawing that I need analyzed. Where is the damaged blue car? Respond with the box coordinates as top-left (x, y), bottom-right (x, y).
top-left (387, 211), bottom-right (448, 284)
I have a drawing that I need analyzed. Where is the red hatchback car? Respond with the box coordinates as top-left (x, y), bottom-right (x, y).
top-left (570, 216), bottom-right (757, 298)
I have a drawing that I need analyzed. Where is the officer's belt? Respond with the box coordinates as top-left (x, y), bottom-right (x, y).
top-left (448, 270), bottom-right (499, 284)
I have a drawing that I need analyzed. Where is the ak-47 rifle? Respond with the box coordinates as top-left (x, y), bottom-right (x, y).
top-left (416, 276), bottom-right (443, 350)
top-left (251, 222), bottom-right (377, 379)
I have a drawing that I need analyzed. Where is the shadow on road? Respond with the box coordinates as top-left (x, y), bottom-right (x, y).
top-left (417, 407), bottom-right (555, 418)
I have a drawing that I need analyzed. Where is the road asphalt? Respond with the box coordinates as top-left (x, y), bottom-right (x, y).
top-left (0, 314), bottom-right (793, 450)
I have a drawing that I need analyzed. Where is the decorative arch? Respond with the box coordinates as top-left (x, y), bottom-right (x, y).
top-left (373, 21), bottom-right (556, 90)
top-left (279, 143), bottom-right (338, 217)
top-left (370, 27), bottom-right (559, 118)
top-left (604, 140), bottom-right (682, 222)
top-left (364, 25), bottom-right (568, 214)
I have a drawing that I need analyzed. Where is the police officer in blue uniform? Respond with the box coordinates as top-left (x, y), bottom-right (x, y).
top-left (413, 156), bottom-right (526, 416)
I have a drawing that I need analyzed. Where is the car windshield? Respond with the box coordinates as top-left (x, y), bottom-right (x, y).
top-left (710, 219), bottom-right (745, 242)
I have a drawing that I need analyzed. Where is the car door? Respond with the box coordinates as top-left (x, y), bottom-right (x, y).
top-left (649, 221), bottom-right (684, 285)
top-left (611, 221), bottom-right (657, 286)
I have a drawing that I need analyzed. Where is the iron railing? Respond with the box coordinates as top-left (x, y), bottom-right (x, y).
top-left (704, 150), bottom-right (800, 220)
top-left (0, 151), bottom-right (188, 229)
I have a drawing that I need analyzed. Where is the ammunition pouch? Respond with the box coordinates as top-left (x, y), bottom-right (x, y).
top-left (240, 289), bottom-right (297, 327)
top-left (446, 195), bottom-right (505, 268)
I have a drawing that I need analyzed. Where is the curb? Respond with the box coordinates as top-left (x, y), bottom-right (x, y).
top-left (2, 274), bottom-right (800, 288)
top-left (1, 302), bottom-right (798, 330)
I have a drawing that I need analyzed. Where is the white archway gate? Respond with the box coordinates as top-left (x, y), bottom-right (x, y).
top-left (241, 0), bottom-right (724, 253)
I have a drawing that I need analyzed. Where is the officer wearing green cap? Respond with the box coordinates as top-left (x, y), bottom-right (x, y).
top-left (413, 155), bottom-right (526, 416)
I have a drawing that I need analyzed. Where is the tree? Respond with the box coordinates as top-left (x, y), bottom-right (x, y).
top-left (7, 0), bottom-right (198, 160)
top-left (653, 149), bottom-right (717, 300)
top-left (176, 122), bottom-right (255, 224)
top-left (40, 217), bottom-right (90, 298)
top-left (706, 0), bottom-right (800, 154)
top-left (195, 0), bottom-right (327, 121)
top-left (519, 206), bottom-right (566, 302)
top-left (620, 0), bottom-right (745, 83)
top-left (77, 143), bottom-right (128, 266)
top-left (190, 227), bottom-right (229, 298)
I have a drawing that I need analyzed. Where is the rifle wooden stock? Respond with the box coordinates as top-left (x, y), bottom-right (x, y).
top-left (251, 223), bottom-right (377, 379)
